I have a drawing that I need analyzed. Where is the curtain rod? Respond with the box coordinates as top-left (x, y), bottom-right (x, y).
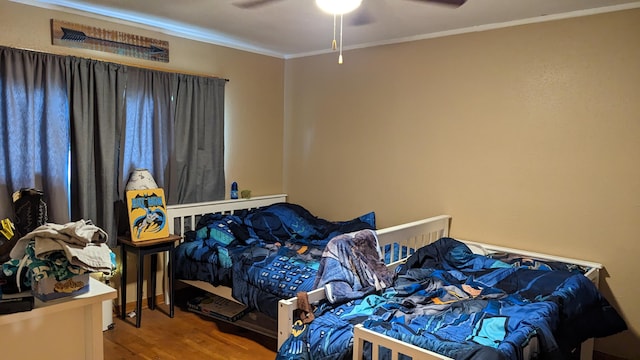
top-left (8, 44), bottom-right (231, 81)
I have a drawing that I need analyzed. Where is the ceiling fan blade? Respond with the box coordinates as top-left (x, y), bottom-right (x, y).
top-left (349, 6), bottom-right (375, 26)
top-left (410, 0), bottom-right (467, 7)
top-left (233, 0), bottom-right (283, 9)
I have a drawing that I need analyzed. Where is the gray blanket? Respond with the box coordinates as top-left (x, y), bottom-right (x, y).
top-left (314, 229), bottom-right (394, 303)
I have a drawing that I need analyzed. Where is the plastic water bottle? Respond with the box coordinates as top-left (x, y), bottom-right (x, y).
top-left (230, 182), bottom-right (238, 199)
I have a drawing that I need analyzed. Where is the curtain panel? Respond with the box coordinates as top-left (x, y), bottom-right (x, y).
top-left (167, 75), bottom-right (226, 204)
top-left (67, 57), bottom-right (126, 246)
top-left (0, 46), bottom-right (226, 247)
top-left (0, 47), bottom-right (70, 226)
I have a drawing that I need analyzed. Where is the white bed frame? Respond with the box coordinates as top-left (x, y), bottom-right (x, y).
top-left (166, 194), bottom-right (601, 359)
top-left (278, 216), bottom-right (602, 360)
top-left (165, 195), bottom-right (449, 347)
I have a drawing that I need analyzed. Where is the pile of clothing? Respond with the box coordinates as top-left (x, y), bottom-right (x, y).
top-left (2, 219), bottom-right (114, 295)
top-left (0, 189), bottom-right (114, 298)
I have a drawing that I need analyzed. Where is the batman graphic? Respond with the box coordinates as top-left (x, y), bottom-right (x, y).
top-left (133, 207), bottom-right (166, 238)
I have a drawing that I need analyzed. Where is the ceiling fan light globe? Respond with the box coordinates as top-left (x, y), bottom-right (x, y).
top-left (315, 0), bottom-right (363, 15)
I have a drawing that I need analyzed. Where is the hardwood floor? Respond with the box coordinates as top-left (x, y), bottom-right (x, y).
top-left (104, 301), bottom-right (277, 359)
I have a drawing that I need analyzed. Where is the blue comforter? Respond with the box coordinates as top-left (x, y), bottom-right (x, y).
top-left (174, 202), bottom-right (376, 317)
top-left (277, 237), bottom-right (627, 360)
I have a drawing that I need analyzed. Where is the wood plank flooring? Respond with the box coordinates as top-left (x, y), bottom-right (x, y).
top-left (104, 302), bottom-right (277, 360)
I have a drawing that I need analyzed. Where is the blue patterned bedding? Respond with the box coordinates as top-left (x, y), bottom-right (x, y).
top-left (277, 237), bottom-right (627, 360)
top-left (174, 202), bottom-right (376, 317)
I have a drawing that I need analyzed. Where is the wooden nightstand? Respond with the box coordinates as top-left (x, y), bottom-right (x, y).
top-left (118, 234), bottom-right (181, 328)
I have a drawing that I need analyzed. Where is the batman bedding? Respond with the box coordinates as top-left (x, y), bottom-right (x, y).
top-left (277, 237), bottom-right (627, 360)
top-left (174, 202), bottom-right (376, 318)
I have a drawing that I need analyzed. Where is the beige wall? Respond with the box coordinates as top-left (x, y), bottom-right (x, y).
top-left (284, 9), bottom-right (640, 359)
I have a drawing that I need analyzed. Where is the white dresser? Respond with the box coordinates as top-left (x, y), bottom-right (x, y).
top-left (0, 277), bottom-right (117, 359)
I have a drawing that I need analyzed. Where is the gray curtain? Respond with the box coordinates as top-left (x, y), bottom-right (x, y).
top-left (120, 67), bottom-right (175, 191)
top-left (0, 46), bottom-right (226, 246)
top-left (67, 58), bottom-right (126, 246)
top-left (0, 46), bottom-right (70, 225)
top-left (166, 75), bottom-right (226, 204)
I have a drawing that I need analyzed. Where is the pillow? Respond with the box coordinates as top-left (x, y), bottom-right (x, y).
top-left (195, 216), bottom-right (239, 247)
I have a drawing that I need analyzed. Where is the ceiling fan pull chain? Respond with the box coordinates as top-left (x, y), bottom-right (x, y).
top-left (332, 13), bottom-right (337, 50)
top-left (338, 13), bottom-right (344, 64)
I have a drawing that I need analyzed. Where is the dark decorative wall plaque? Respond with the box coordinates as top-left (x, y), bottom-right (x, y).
top-left (51, 19), bottom-right (169, 62)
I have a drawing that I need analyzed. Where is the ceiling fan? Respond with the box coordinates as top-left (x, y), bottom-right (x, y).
top-left (233, 0), bottom-right (468, 37)
top-left (233, 0), bottom-right (467, 63)
top-left (234, 0), bottom-right (467, 19)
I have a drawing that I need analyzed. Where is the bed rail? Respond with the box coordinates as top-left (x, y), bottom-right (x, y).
top-left (377, 215), bottom-right (451, 270)
top-left (460, 239), bottom-right (602, 287)
top-left (167, 194), bottom-right (287, 237)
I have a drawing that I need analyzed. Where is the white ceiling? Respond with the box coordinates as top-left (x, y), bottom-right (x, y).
top-left (12, 0), bottom-right (640, 58)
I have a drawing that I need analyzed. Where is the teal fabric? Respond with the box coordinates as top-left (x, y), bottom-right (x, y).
top-left (468, 315), bottom-right (508, 348)
top-left (2, 240), bottom-right (88, 291)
